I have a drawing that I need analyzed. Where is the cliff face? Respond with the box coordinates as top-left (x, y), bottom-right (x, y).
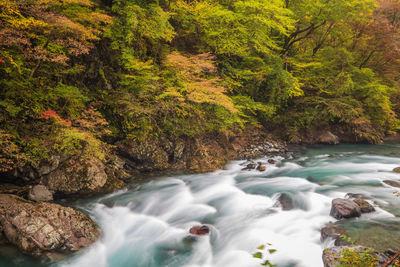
top-left (0, 128), bottom-right (285, 198)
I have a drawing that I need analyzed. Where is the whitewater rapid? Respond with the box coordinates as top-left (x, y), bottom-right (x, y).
top-left (59, 145), bottom-right (400, 267)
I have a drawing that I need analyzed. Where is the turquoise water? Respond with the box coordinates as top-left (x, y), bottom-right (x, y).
top-left (2, 144), bottom-right (400, 267)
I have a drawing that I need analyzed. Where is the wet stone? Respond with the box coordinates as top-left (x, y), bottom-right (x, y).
top-left (189, 225), bottom-right (210, 236)
top-left (383, 180), bottom-right (400, 187)
top-left (353, 198), bottom-right (375, 213)
top-left (330, 198), bottom-right (361, 220)
top-left (274, 193), bottom-right (294, 211)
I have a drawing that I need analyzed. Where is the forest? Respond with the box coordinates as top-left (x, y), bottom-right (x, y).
top-left (1, 0), bottom-right (400, 170)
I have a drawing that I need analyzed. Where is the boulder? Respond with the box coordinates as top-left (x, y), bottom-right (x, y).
top-left (393, 167), bottom-right (400, 173)
top-left (189, 225), bottom-right (210, 236)
top-left (268, 159), bottom-right (276, 164)
top-left (0, 194), bottom-right (100, 257)
top-left (37, 155), bottom-right (61, 177)
top-left (322, 246), bottom-right (389, 267)
top-left (353, 198), bottom-right (375, 213)
top-left (257, 164), bottom-right (266, 172)
top-left (330, 198), bottom-right (361, 220)
top-left (42, 157), bottom-right (107, 195)
top-left (383, 180), bottom-right (400, 187)
top-left (274, 193), bottom-right (294, 210)
top-left (242, 162), bottom-right (257, 171)
top-left (117, 140), bottom-right (169, 171)
top-left (321, 223), bottom-right (348, 243)
top-left (28, 185), bottom-right (53, 202)
top-left (317, 131), bottom-right (339, 145)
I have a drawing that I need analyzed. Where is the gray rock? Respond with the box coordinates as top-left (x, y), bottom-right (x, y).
top-left (274, 193), bottom-right (294, 210)
top-left (330, 198), bottom-right (361, 220)
top-left (28, 185), bottom-right (53, 202)
top-left (0, 194), bottom-right (100, 257)
top-left (117, 140), bottom-right (169, 171)
top-left (42, 157), bottom-right (107, 195)
top-left (37, 155), bottom-right (60, 176)
top-left (242, 162), bottom-right (257, 170)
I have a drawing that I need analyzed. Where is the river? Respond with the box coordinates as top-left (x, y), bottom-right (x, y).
top-left (2, 144), bottom-right (400, 267)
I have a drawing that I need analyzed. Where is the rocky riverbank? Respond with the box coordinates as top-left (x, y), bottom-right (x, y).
top-left (0, 128), bottom-right (287, 258)
top-left (321, 167), bottom-right (400, 266)
top-left (0, 129), bottom-right (398, 261)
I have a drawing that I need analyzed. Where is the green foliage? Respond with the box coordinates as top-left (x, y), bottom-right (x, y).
top-left (54, 127), bottom-right (106, 160)
top-left (172, 0), bottom-right (294, 56)
top-left (1, 0), bottom-right (400, 168)
top-left (52, 83), bottom-right (89, 117)
top-left (0, 129), bottom-right (24, 172)
top-left (231, 95), bottom-right (275, 126)
top-left (335, 248), bottom-right (379, 267)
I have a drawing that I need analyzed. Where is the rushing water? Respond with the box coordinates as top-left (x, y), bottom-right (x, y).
top-left (2, 144), bottom-right (400, 267)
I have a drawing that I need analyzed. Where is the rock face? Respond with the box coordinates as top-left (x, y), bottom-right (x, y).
top-left (42, 157), bottom-right (108, 195)
top-left (322, 246), bottom-right (389, 267)
top-left (330, 198), bottom-right (361, 219)
top-left (317, 131), bottom-right (340, 145)
top-left (0, 194), bottom-right (100, 257)
top-left (353, 198), bottom-right (375, 213)
top-left (189, 225), bottom-right (210, 236)
top-left (3, 153), bottom-right (129, 198)
top-left (118, 136), bottom-right (235, 174)
top-left (28, 185), bottom-right (53, 202)
top-left (383, 180), bottom-right (400, 187)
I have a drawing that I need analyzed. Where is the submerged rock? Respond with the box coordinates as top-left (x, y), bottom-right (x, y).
top-left (306, 176), bottom-right (316, 183)
top-left (189, 225), bottom-right (210, 236)
top-left (28, 185), bottom-right (53, 202)
top-left (353, 198), bottom-right (375, 213)
top-left (322, 246), bottom-right (389, 267)
top-left (330, 198), bottom-right (361, 220)
top-left (274, 193), bottom-right (294, 210)
top-left (383, 180), bottom-right (400, 187)
top-left (0, 194), bottom-right (100, 257)
top-left (268, 159), bottom-right (276, 164)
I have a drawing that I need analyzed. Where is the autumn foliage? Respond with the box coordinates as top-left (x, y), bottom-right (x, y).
top-left (38, 110), bottom-right (71, 126)
top-left (1, 0), bottom-right (400, 167)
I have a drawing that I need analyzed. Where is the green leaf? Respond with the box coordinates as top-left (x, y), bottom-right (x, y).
top-left (253, 252), bottom-right (263, 259)
top-left (257, 245), bottom-right (265, 250)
